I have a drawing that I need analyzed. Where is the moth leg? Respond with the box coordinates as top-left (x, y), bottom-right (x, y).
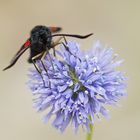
top-left (52, 36), bottom-right (67, 45)
top-left (40, 51), bottom-right (51, 88)
top-left (51, 37), bottom-right (63, 56)
top-left (31, 53), bottom-right (46, 87)
top-left (51, 36), bottom-right (68, 57)
top-left (45, 47), bottom-right (55, 71)
top-left (52, 47), bottom-right (56, 57)
top-left (57, 36), bottom-right (72, 54)
top-left (40, 51), bottom-right (50, 79)
top-left (62, 36), bottom-right (68, 44)
top-left (61, 39), bottom-right (81, 62)
top-left (51, 36), bottom-right (74, 56)
top-left (31, 52), bottom-right (44, 73)
top-left (51, 37), bottom-right (63, 46)
top-left (51, 36), bottom-right (80, 61)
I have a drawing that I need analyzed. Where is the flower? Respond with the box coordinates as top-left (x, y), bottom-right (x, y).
top-left (28, 41), bottom-right (127, 132)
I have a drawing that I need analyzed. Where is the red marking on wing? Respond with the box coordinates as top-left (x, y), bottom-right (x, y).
top-left (15, 39), bottom-right (30, 56)
top-left (24, 40), bottom-right (30, 48)
top-left (49, 27), bottom-right (62, 33)
top-left (3, 39), bottom-right (30, 71)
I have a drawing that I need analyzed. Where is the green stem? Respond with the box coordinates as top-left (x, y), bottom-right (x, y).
top-left (86, 124), bottom-right (94, 140)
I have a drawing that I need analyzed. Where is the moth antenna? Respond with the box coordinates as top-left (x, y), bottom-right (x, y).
top-left (51, 33), bottom-right (93, 39)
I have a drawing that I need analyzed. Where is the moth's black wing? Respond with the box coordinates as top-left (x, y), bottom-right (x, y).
top-left (3, 39), bottom-right (30, 71)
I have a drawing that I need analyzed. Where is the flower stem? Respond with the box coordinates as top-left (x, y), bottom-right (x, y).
top-left (86, 124), bottom-right (94, 140)
top-left (86, 115), bottom-right (94, 140)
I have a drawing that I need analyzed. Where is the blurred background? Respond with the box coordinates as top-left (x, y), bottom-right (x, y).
top-left (0, 0), bottom-right (140, 140)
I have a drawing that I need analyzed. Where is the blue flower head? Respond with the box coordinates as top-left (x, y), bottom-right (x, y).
top-left (28, 41), bottom-right (127, 132)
